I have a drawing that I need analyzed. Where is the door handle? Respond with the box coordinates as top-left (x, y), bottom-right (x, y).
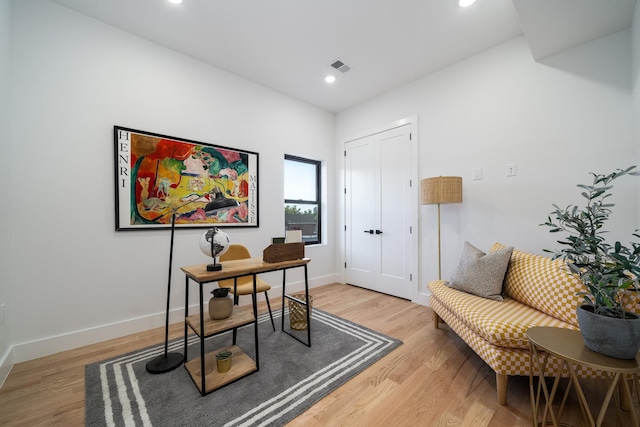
top-left (375, 230), bottom-right (383, 234)
top-left (364, 230), bottom-right (374, 234)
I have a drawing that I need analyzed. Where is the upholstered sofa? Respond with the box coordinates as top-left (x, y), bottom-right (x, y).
top-left (428, 242), bottom-right (604, 405)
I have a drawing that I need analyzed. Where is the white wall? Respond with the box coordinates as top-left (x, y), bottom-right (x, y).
top-left (634, 3), bottom-right (640, 209)
top-left (336, 33), bottom-right (636, 302)
top-left (7, 0), bottom-right (338, 363)
top-left (0, 0), bottom-right (13, 386)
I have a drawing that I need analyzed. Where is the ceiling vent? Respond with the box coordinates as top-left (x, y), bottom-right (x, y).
top-left (330, 59), bottom-right (351, 73)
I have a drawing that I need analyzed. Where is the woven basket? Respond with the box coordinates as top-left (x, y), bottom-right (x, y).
top-left (288, 293), bottom-right (313, 330)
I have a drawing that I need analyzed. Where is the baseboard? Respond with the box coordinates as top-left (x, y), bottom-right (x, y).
top-left (8, 274), bottom-right (339, 365)
top-left (418, 291), bottom-right (431, 307)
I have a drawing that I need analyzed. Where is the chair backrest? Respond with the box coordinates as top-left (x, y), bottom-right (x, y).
top-left (220, 244), bottom-right (252, 262)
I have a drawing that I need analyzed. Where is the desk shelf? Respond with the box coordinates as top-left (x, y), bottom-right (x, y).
top-left (184, 304), bottom-right (258, 396)
top-left (184, 344), bottom-right (257, 395)
top-left (186, 306), bottom-right (255, 338)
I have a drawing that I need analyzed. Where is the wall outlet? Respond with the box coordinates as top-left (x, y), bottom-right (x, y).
top-left (506, 164), bottom-right (516, 177)
top-left (472, 167), bottom-right (482, 180)
top-left (0, 304), bottom-right (5, 325)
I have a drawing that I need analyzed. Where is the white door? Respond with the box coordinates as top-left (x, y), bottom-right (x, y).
top-left (345, 125), bottom-right (413, 299)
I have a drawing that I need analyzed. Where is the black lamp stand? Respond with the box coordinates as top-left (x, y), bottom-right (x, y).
top-left (145, 187), bottom-right (239, 374)
top-left (146, 211), bottom-right (184, 374)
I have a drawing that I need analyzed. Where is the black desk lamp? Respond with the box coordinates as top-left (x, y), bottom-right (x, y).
top-left (146, 188), bottom-right (238, 374)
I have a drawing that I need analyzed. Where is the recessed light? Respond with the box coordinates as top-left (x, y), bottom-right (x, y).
top-left (325, 75), bottom-right (336, 84)
top-left (168, 0), bottom-right (183, 4)
top-left (458, 0), bottom-right (476, 7)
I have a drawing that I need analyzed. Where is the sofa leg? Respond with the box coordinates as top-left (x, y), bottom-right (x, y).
top-left (619, 379), bottom-right (632, 411)
top-left (433, 312), bottom-right (440, 329)
top-left (496, 373), bottom-right (508, 405)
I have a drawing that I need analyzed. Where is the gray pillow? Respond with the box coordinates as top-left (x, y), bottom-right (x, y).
top-left (448, 242), bottom-right (514, 301)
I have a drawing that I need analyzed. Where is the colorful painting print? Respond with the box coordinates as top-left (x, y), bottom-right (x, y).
top-left (114, 126), bottom-right (259, 231)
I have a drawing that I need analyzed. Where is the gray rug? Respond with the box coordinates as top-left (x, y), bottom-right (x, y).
top-left (85, 308), bottom-right (402, 427)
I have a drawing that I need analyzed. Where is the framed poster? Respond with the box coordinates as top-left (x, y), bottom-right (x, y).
top-left (114, 126), bottom-right (259, 231)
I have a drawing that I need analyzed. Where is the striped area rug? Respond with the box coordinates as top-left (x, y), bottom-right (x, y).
top-left (85, 308), bottom-right (402, 427)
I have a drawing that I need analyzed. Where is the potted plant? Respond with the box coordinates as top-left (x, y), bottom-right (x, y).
top-left (542, 166), bottom-right (640, 359)
top-left (215, 349), bottom-right (233, 373)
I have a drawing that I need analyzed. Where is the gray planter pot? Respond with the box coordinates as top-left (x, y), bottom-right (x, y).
top-left (577, 304), bottom-right (640, 359)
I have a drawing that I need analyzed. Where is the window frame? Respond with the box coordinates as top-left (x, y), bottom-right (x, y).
top-left (284, 154), bottom-right (321, 245)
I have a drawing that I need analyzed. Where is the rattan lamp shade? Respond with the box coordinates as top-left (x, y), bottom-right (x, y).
top-left (420, 176), bottom-right (463, 205)
top-left (420, 176), bottom-right (462, 280)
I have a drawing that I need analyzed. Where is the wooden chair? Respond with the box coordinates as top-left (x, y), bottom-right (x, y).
top-left (218, 244), bottom-right (275, 331)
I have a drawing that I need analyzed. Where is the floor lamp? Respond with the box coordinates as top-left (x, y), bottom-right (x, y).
top-left (420, 176), bottom-right (463, 280)
top-left (146, 188), bottom-right (239, 374)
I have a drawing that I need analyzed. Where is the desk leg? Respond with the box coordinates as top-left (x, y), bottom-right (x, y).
top-left (304, 264), bottom-right (311, 347)
top-left (280, 266), bottom-right (311, 347)
top-left (232, 277), bottom-right (238, 345)
top-left (252, 273), bottom-right (259, 371)
top-left (199, 283), bottom-right (206, 396)
top-left (183, 276), bottom-right (189, 363)
top-left (281, 270), bottom-right (287, 331)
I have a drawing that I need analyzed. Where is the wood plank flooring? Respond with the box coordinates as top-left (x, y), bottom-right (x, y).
top-left (1, 282), bottom-right (638, 426)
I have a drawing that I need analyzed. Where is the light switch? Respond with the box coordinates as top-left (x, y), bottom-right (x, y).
top-left (473, 168), bottom-right (482, 180)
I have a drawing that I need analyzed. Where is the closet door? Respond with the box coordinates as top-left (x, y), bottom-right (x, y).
top-left (345, 125), bottom-right (413, 299)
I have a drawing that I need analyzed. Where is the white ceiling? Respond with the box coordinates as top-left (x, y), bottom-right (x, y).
top-left (49, 0), bottom-right (636, 113)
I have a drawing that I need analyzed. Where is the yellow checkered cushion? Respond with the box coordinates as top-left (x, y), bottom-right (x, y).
top-left (491, 243), bottom-right (586, 326)
top-left (429, 280), bottom-right (576, 350)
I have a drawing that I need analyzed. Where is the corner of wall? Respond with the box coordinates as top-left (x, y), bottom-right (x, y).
top-left (0, 0), bottom-right (14, 378)
top-left (418, 291), bottom-right (431, 307)
top-left (0, 346), bottom-right (14, 390)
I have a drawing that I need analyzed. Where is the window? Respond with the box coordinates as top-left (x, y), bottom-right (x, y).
top-left (284, 155), bottom-right (321, 244)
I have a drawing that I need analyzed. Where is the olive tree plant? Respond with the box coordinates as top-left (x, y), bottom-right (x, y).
top-left (542, 166), bottom-right (640, 319)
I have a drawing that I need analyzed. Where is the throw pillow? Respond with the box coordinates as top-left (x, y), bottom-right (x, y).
top-left (448, 241), bottom-right (514, 301)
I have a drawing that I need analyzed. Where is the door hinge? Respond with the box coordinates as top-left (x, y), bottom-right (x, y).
top-left (345, 262), bottom-right (347, 268)
top-left (344, 150), bottom-right (347, 156)
top-left (410, 226), bottom-right (412, 234)
top-left (344, 188), bottom-right (347, 194)
top-left (410, 273), bottom-right (413, 281)
top-left (344, 225), bottom-right (347, 231)
top-left (410, 133), bottom-right (412, 141)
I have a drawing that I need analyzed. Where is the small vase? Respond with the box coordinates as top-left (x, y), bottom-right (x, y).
top-left (216, 356), bottom-right (232, 373)
top-left (209, 288), bottom-right (233, 320)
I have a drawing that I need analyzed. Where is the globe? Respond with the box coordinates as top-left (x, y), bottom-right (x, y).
top-left (199, 227), bottom-right (230, 262)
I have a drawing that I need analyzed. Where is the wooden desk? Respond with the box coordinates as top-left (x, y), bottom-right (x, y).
top-left (527, 327), bottom-right (640, 427)
top-left (180, 257), bottom-right (311, 395)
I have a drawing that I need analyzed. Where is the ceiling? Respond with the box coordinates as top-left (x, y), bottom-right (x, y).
top-left (49, 0), bottom-right (636, 113)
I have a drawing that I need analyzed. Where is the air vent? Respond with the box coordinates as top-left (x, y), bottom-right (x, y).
top-left (330, 59), bottom-right (351, 73)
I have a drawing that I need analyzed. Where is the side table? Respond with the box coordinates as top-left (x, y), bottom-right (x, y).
top-left (527, 326), bottom-right (640, 427)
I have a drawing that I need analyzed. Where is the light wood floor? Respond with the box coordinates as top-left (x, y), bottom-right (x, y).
top-left (1, 283), bottom-right (639, 426)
